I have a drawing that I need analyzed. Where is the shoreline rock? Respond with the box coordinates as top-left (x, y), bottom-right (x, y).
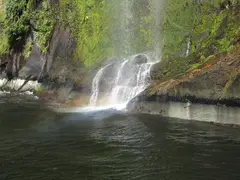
top-left (127, 46), bottom-right (240, 125)
top-left (127, 100), bottom-right (240, 125)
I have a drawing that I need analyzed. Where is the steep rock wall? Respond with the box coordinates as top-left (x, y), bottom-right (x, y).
top-left (127, 46), bottom-right (240, 123)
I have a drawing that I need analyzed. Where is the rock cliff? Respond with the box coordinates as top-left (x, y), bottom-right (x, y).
top-left (127, 45), bottom-right (240, 115)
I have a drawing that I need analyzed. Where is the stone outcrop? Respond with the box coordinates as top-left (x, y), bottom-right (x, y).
top-left (127, 45), bottom-right (240, 124)
top-left (132, 54), bottom-right (148, 65)
top-left (0, 25), bottom-right (93, 103)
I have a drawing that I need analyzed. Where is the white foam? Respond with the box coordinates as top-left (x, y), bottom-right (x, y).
top-left (0, 78), bottom-right (41, 91)
top-left (89, 54), bottom-right (157, 108)
top-left (58, 103), bottom-right (128, 113)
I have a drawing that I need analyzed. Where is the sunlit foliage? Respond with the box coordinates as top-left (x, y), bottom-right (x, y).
top-left (0, 0), bottom-right (55, 55)
top-left (60, 0), bottom-right (111, 66)
top-left (159, 0), bottom-right (240, 78)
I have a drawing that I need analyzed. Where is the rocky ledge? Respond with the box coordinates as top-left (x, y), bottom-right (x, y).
top-left (127, 45), bottom-right (240, 125)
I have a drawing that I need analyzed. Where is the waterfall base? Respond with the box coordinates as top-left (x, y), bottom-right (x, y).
top-left (89, 53), bottom-right (158, 107)
top-left (58, 103), bottom-right (128, 113)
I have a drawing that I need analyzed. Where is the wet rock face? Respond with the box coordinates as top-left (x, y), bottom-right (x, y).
top-left (132, 54), bottom-right (148, 65)
top-left (96, 54), bottom-right (150, 94)
top-left (150, 61), bottom-right (166, 80)
top-left (0, 25), bottom-right (91, 102)
top-left (18, 44), bottom-right (43, 80)
top-left (88, 57), bottom-right (123, 95)
top-left (0, 62), bottom-right (8, 75)
top-left (18, 27), bottom-right (76, 81)
top-left (98, 61), bottom-right (120, 93)
top-left (127, 45), bottom-right (240, 115)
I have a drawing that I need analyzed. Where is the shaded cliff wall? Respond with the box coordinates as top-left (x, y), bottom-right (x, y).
top-left (0, 0), bottom-right (94, 97)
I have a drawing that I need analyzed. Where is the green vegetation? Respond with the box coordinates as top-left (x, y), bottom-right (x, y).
top-left (59, 0), bottom-right (158, 66)
top-left (23, 40), bottom-right (33, 59)
top-left (60, 0), bottom-right (111, 66)
top-left (162, 0), bottom-right (197, 58)
top-left (0, 0), bottom-right (9, 55)
top-left (162, 0), bottom-right (240, 59)
top-left (0, 32), bottom-right (9, 56)
top-left (0, 0), bottom-right (239, 70)
top-left (221, 69), bottom-right (239, 98)
top-left (31, 1), bottom-right (55, 53)
top-left (4, 0), bottom-right (31, 46)
top-left (34, 84), bottom-right (45, 95)
top-left (157, 0), bottom-right (240, 79)
top-left (59, 0), bottom-right (239, 67)
top-left (0, 0), bottom-right (55, 56)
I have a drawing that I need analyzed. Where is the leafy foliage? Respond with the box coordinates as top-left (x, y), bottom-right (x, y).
top-left (157, 0), bottom-right (240, 79)
top-left (60, 0), bottom-right (111, 66)
top-left (4, 0), bottom-right (31, 46)
top-left (0, 3), bottom-right (9, 56)
top-left (31, 1), bottom-right (55, 53)
top-left (0, 1), bottom-right (9, 55)
top-left (0, 0), bottom-right (55, 56)
top-left (23, 40), bottom-right (33, 59)
top-left (0, 0), bottom-right (239, 70)
top-left (162, 0), bottom-right (197, 58)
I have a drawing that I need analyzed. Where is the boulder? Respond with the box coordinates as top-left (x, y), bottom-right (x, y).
top-left (150, 60), bottom-right (166, 80)
top-left (132, 54), bottom-right (148, 65)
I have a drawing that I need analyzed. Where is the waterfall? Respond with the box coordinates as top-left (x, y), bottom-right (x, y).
top-left (89, 64), bottom-right (110, 106)
top-left (109, 55), bottom-right (154, 104)
top-left (186, 38), bottom-right (191, 57)
top-left (89, 0), bottom-right (163, 107)
top-left (89, 54), bottom-right (156, 106)
top-left (121, 0), bottom-right (134, 55)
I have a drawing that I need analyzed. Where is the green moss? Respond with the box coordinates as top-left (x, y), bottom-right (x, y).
top-left (32, 1), bottom-right (55, 53)
top-left (34, 84), bottom-right (45, 95)
top-left (1, 0), bottom-right (238, 69)
top-left (0, 0), bottom-right (55, 56)
top-left (0, 9), bottom-right (9, 56)
top-left (156, 0), bottom-right (240, 79)
top-left (23, 40), bottom-right (33, 59)
top-left (221, 70), bottom-right (238, 98)
top-left (187, 55), bottom-right (215, 72)
top-left (59, 0), bottom-right (111, 66)
top-left (0, 1), bottom-right (9, 56)
top-left (59, 0), bottom-right (159, 66)
top-left (0, 32), bottom-right (9, 56)
top-left (4, 0), bottom-right (31, 46)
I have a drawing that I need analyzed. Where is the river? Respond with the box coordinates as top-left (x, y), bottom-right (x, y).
top-left (0, 96), bottom-right (240, 180)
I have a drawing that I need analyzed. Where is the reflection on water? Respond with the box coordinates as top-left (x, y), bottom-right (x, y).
top-left (0, 98), bottom-right (240, 180)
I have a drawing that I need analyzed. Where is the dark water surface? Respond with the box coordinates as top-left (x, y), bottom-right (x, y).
top-left (0, 97), bottom-right (240, 180)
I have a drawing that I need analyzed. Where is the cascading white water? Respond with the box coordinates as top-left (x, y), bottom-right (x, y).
top-left (89, 64), bottom-right (110, 106)
top-left (89, 0), bottom-right (163, 108)
top-left (109, 56), bottom-right (154, 104)
top-left (89, 54), bottom-right (156, 107)
top-left (186, 38), bottom-right (191, 57)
